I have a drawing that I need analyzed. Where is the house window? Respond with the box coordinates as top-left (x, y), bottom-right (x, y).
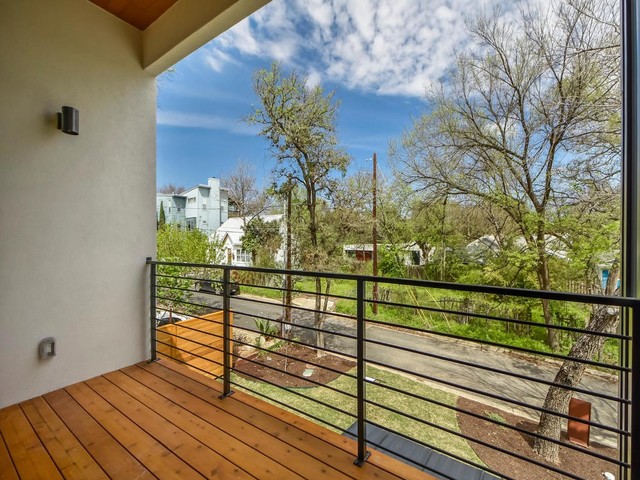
top-left (202, 203), bottom-right (207, 210)
top-left (235, 249), bottom-right (252, 264)
top-left (187, 197), bottom-right (196, 204)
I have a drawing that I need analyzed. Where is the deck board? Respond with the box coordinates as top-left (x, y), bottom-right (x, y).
top-left (43, 388), bottom-right (155, 480)
top-left (0, 421), bottom-right (19, 480)
top-left (19, 397), bottom-right (108, 480)
top-left (154, 358), bottom-right (431, 480)
top-left (88, 373), bottom-right (258, 480)
top-left (108, 368), bottom-right (307, 480)
top-left (0, 405), bottom-right (62, 480)
top-left (0, 359), bottom-right (436, 480)
top-left (65, 381), bottom-right (204, 480)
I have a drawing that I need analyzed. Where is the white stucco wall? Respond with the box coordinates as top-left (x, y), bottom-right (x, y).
top-left (0, 1), bottom-right (156, 407)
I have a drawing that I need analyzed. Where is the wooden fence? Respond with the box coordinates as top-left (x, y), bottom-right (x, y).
top-left (156, 311), bottom-right (231, 378)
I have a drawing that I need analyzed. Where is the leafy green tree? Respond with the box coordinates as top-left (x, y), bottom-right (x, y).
top-left (247, 62), bottom-right (350, 350)
top-left (158, 201), bottom-right (166, 229)
top-left (379, 245), bottom-right (407, 278)
top-left (156, 224), bottom-right (222, 313)
top-left (241, 216), bottom-right (282, 267)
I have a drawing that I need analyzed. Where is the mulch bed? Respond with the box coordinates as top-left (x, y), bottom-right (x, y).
top-left (233, 343), bottom-right (356, 388)
top-left (456, 397), bottom-right (619, 480)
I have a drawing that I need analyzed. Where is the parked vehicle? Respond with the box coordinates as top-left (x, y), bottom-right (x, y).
top-left (156, 311), bottom-right (185, 327)
top-left (197, 279), bottom-right (240, 295)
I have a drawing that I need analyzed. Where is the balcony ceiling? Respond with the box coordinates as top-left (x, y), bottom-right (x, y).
top-left (89, 0), bottom-right (178, 31)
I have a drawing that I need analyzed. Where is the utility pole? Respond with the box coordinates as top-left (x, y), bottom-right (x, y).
top-left (284, 180), bottom-right (293, 326)
top-left (372, 153), bottom-right (378, 315)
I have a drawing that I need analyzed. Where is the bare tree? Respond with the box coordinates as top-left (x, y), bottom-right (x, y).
top-left (392, 0), bottom-right (621, 463)
top-left (393, 0), bottom-right (620, 351)
top-left (157, 183), bottom-right (185, 194)
top-left (222, 161), bottom-right (269, 226)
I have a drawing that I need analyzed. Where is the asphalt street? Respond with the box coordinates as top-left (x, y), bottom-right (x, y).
top-left (193, 292), bottom-right (621, 446)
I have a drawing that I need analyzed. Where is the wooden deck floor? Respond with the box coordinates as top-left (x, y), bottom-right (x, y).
top-left (0, 359), bottom-right (435, 480)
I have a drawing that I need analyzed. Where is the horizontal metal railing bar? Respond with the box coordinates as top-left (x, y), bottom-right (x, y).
top-left (228, 350), bottom-right (357, 402)
top-left (154, 312), bottom-right (628, 426)
top-left (149, 259), bottom-right (634, 478)
top-left (230, 306), bottom-right (359, 342)
top-left (367, 397), bottom-right (625, 474)
top-left (225, 306), bottom-right (358, 346)
top-left (156, 284), bottom-right (202, 297)
top-left (228, 377), bottom-right (349, 432)
top-left (155, 306), bottom-right (224, 327)
top-left (154, 300), bottom-right (627, 429)
top-left (155, 282), bottom-right (629, 355)
top-left (154, 295), bottom-right (221, 313)
top-left (148, 260), bottom-right (640, 308)
top-left (365, 356), bottom-right (629, 432)
top-left (364, 317), bottom-right (629, 372)
top-left (365, 418), bottom-right (518, 480)
top-left (156, 354), bottom-right (222, 378)
top-left (368, 297), bottom-right (631, 341)
top-left (235, 280), bottom-right (359, 303)
top-left (364, 336), bottom-right (626, 402)
top-left (155, 339), bottom-right (224, 370)
top-left (231, 322), bottom-right (359, 361)
top-left (374, 383), bottom-right (628, 466)
top-left (362, 437), bottom-right (459, 480)
top-left (233, 295), bottom-right (358, 322)
top-left (230, 336), bottom-right (358, 381)
top-left (155, 325), bottom-right (223, 352)
top-left (159, 320), bottom-right (626, 462)
top-left (156, 302), bottom-right (222, 324)
top-left (156, 315), bottom-right (629, 438)
top-left (227, 363), bottom-right (356, 419)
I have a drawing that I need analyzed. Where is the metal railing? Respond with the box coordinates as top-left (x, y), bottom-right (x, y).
top-left (147, 259), bottom-right (639, 480)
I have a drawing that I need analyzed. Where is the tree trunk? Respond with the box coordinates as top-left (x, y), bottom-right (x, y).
top-left (314, 277), bottom-right (325, 354)
top-left (536, 249), bottom-right (559, 351)
top-left (533, 264), bottom-right (620, 462)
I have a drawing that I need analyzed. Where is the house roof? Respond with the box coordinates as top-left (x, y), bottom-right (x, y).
top-left (213, 214), bottom-right (284, 246)
top-left (343, 243), bottom-right (422, 252)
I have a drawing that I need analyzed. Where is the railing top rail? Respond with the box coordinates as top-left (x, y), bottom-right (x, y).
top-left (147, 258), bottom-right (640, 308)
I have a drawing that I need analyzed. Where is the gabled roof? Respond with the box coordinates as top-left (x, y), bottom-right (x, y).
top-left (213, 214), bottom-right (284, 246)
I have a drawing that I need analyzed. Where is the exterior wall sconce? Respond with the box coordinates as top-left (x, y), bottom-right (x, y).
top-left (57, 106), bottom-right (79, 135)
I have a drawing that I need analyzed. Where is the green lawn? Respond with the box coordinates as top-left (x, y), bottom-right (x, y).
top-left (239, 275), bottom-right (615, 363)
top-left (231, 365), bottom-right (484, 467)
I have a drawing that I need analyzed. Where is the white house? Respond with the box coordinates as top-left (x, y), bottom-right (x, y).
top-left (466, 234), bottom-right (568, 263)
top-left (214, 214), bottom-right (284, 266)
top-left (343, 243), bottom-right (427, 266)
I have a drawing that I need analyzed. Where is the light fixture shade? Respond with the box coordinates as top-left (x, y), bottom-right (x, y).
top-left (57, 106), bottom-right (79, 135)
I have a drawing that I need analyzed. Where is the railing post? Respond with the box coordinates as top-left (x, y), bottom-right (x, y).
top-left (147, 257), bottom-right (157, 362)
top-left (354, 278), bottom-right (370, 466)
top-left (220, 266), bottom-right (234, 398)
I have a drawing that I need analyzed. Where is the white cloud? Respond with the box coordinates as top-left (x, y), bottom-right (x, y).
top-left (203, 48), bottom-right (239, 72)
top-left (157, 110), bottom-right (259, 135)
top-left (205, 0), bottom-right (528, 97)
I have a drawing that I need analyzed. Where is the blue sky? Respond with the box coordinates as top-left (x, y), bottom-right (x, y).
top-left (156, 0), bottom-right (518, 190)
